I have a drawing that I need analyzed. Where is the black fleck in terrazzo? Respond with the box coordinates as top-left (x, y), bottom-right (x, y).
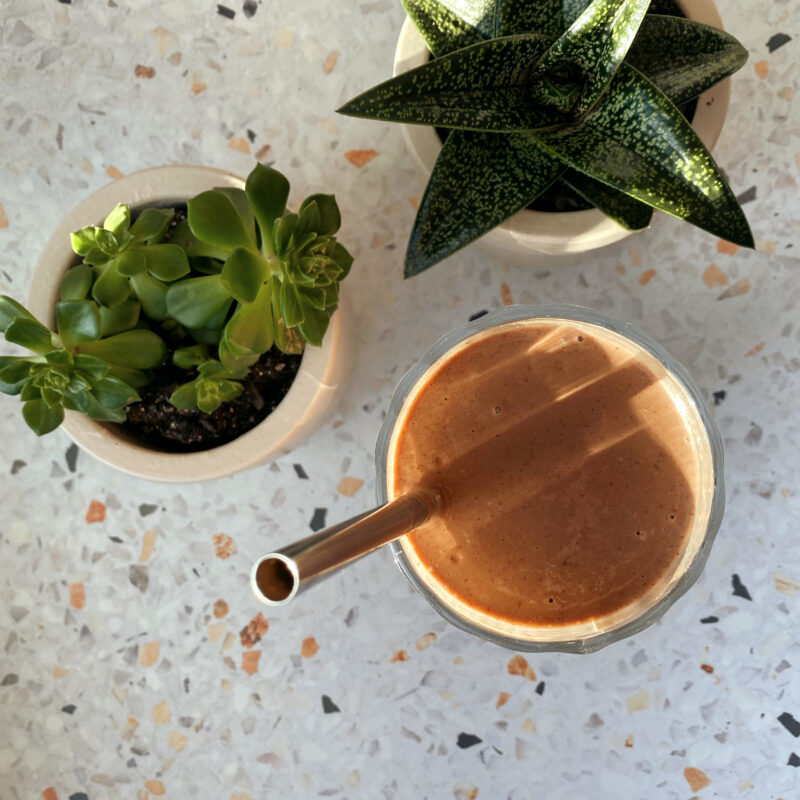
top-left (310, 507), bottom-right (327, 532)
top-left (456, 733), bottom-right (482, 749)
top-left (321, 695), bottom-right (340, 713)
top-left (732, 574), bottom-right (753, 601)
top-left (778, 713), bottom-right (800, 738)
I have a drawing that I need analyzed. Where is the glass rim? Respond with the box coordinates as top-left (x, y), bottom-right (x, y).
top-left (375, 304), bottom-right (725, 654)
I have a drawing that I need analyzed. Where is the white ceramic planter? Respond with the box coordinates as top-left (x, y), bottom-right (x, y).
top-left (393, 0), bottom-right (732, 259)
top-left (27, 165), bottom-right (352, 483)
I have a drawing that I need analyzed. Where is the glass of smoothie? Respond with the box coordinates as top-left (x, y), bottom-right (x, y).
top-left (375, 306), bottom-right (724, 653)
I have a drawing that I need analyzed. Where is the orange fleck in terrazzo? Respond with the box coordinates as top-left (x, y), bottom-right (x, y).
top-left (754, 60), bottom-right (769, 79)
top-left (240, 613), bottom-right (268, 648)
top-left (717, 278), bottom-right (750, 300)
top-left (496, 691), bottom-right (510, 708)
top-left (85, 500), bottom-right (106, 523)
top-left (213, 533), bottom-right (237, 559)
top-left (256, 143), bottom-right (271, 161)
top-left (323, 50), bottom-right (339, 74)
top-left (415, 632), bottom-right (436, 651)
top-left (69, 583), bottom-right (85, 609)
top-left (745, 342), bottom-right (765, 357)
top-left (500, 282), bottom-right (514, 306)
top-left (301, 636), bottom-right (319, 658)
top-left (168, 730), bottom-right (188, 753)
top-left (106, 166), bottom-right (124, 180)
top-left (716, 239), bottom-right (740, 256)
top-left (208, 622), bottom-right (225, 643)
top-left (140, 530), bottom-right (156, 563)
top-left (152, 701), bottom-right (171, 723)
top-left (139, 641), bottom-right (159, 667)
top-left (337, 476), bottom-right (364, 497)
top-left (134, 64), bottom-right (155, 78)
top-left (702, 264), bottom-right (728, 287)
top-left (0, 202), bottom-right (8, 229)
top-left (52, 667), bottom-right (68, 678)
top-left (638, 268), bottom-right (656, 285)
top-left (390, 650), bottom-right (409, 662)
top-left (507, 655), bottom-right (536, 681)
top-left (344, 149), bottom-right (378, 168)
top-left (42, 788), bottom-right (58, 800)
top-left (242, 650), bottom-right (261, 675)
top-left (213, 599), bottom-right (229, 618)
top-left (145, 779), bottom-right (166, 796)
top-left (624, 734), bottom-right (634, 747)
top-left (628, 247), bottom-right (642, 267)
top-left (700, 663), bottom-right (714, 674)
top-left (191, 80), bottom-right (207, 94)
top-left (683, 767), bottom-right (711, 792)
top-left (227, 137), bottom-right (250, 154)
top-left (627, 688), bottom-right (651, 713)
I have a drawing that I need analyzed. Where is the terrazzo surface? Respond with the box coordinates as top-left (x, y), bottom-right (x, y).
top-left (1, 1), bottom-right (799, 798)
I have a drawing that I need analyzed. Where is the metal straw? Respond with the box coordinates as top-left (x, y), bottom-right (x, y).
top-left (250, 490), bottom-right (440, 606)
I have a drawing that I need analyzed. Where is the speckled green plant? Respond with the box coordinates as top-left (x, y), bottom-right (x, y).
top-left (0, 163), bottom-right (353, 434)
top-left (338, 0), bottom-right (753, 275)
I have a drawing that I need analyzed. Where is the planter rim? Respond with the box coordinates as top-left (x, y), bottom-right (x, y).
top-left (27, 164), bottom-right (350, 483)
top-left (393, 0), bottom-right (732, 257)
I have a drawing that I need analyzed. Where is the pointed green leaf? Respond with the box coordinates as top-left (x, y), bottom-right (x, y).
top-left (188, 190), bottom-right (257, 253)
top-left (218, 334), bottom-right (260, 373)
top-left (497, 0), bottom-right (572, 39)
top-left (92, 375), bottom-right (139, 408)
top-left (297, 306), bottom-right (330, 347)
top-left (531, 0), bottom-right (650, 116)
top-left (338, 34), bottom-right (565, 132)
top-left (296, 200), bottom-right (321, 239)
top-left (113, 248), bottom-right (146, 278)
top-left (215, 187), bottom-right (256, 239)
top-left (220, 248), bottom-right (270, 304)
top-left (173, 344), bottom-right (209, 369)
top-left (170, 219), bottom-right (229, 261)
top-left (245, 163), bottom-right (291, 247)
top-left (627, 15), bottom-right (748, 106)
top-left (271, 281), bottom-right (303, 355)
top-left (107, 364), bottom-right (148, 389)
top-left (139, 243), bottom-right (190, 282)
top-left (532, 64), bottom-right (754, 247)
top-left (70, 226), bottom-right (99, 256)
top-left (103, 204), bottom-right (131, 236)
top-left (169, 381), bottom-right (199, 410)
top-left (272, 213), bottom-right (298, 257)
top-left (75, 330), bottom-right (167, 369)
top-left (5, 319), bottom-right (54, 354)
top-left (98, 299), bottom-right (141, 337)
top-left (402, 0), bottom-right (487, 57)
top-left (280, 280), bottom-right (304, 328)
top-left (20, 381), bottom-right (41, 402)
top-left (406, 129), bottom-right (564, 275)
top-left (74, 354), bottom-right (110, 381)
top-left (130, 272), bottom-right (169, 321)
top-left (22, 399), bottom-right (64, 435)
top-left (130, 207), bottom-right (174, 245)
top-left (166, 275), bottom-right (232, 328)
top-left (56, 300), bottom-right (101, 348)
top-left (0, 296), bottom-right (38, 332)
top-left (196, 382), bottom-right (225, 414)
top-left (562, 170), bottom-right (652, 229)
top-left (186, 299), bottom-right (233, 346)
top-left (0, 358), bottom-right (33, 386)
top-left (300, 194), bottom-right (341, 235)
top-left (84, 394), bottom-right (127, 423)
top-left (60, 264), bottom-right (94, 301)
top-left (330, 242), bottom-right (354, 280)
top-left (92, 260), bottom-right (131, 307)
top-left (222, 282), bottom-right (274, 358)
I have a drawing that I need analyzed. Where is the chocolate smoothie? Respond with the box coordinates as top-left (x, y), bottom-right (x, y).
top-left (388, 319), bottom-right (712, 629)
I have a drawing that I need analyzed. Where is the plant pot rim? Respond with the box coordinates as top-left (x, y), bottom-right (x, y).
top-left (27, 164), bottom-right (351, 483)
top-left (393, 0), bottom-right (732, 257)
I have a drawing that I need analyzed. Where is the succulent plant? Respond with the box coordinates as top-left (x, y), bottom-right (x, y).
top-left (339, 0), bottom-right (753, 275)
top-left (167, 163), bottom-right (353, 371)
top-left (0, 295), bottom-right (166, 435)
top-left (0, 162), bottom-right (353, 433)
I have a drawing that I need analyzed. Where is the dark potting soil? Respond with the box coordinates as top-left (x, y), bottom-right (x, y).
top-left (431, 0), bottom-right (698, 214)
top-left (122, 348), bottom-right (303, 452)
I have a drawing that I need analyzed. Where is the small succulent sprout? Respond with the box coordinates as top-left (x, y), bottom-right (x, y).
top-left (0, 294), bottom-right (167, 435)
top-left (69, 204), bottom-right (190, 318)
top-left (168, 163), bottom-right (353, 364)
top-left (169, 360), bottom-right (247, 414)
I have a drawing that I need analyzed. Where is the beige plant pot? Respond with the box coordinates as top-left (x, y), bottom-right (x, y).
top-left (27, 165), bottom-right (352, 483)
top-left (393, 0), bottom-right (732, 259)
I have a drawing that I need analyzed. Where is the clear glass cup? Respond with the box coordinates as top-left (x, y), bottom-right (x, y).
top-left (375, 306), bottom-right (724, 653)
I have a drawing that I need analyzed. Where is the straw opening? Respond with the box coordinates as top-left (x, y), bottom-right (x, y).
top-left (252, 555), bottom-right (298, 605)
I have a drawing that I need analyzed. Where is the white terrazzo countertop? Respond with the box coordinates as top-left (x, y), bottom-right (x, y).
top-left (1, 1), bottom-right (799, 798)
